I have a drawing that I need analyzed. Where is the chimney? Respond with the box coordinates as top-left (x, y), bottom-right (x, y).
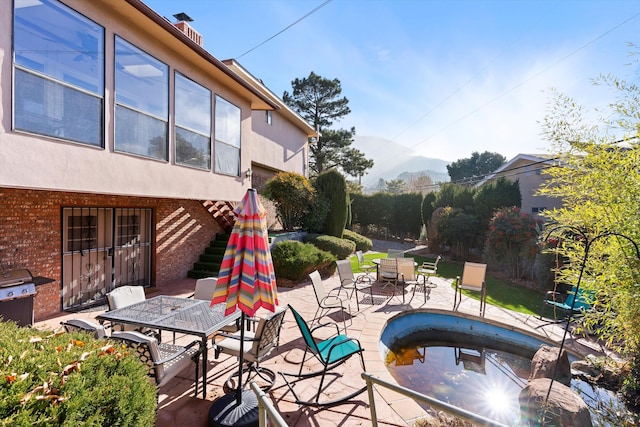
top-left (172, 13), bottom-right (203, 47)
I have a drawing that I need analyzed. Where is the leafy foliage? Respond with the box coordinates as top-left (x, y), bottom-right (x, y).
top-left (307, 234), bottom-right (356, 260)
top-left (261, 172), bottom-right (315, 231)
top-left (314, 169), bottom-right (348, 237)
top-left (483, 207), bottom-right (541, 279)
top-left (538, 69), bottom-right (640, 354)
top-left (301, 193), bottom-right (330, 233)
top-left (271, 240), bottom-right (336, 281)
top-left (342, 229), bottom-right (373, 252)
top-left (0, 322), bottom-right (156, 426)
top-left (436, 207), bottom-right (479, 260)
top-left (446, 150), bottom-right (506, 183)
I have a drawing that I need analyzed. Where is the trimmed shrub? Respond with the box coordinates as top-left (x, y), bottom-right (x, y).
top-left (342, 229), bottom-right (373, 252)
top-left (0, 321), bottom-right (156, 426)
top-left (314, 170), bottom-right (348, 237)
top-left (307, 235), bottom-right (356, 260)
top-left (271, 240), bottom-right (336, 282)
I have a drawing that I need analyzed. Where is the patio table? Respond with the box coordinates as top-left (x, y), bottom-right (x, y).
top-left (96, 295), bottom-right (241, 398)
top-left (371, 258), bottom-right (417, 281)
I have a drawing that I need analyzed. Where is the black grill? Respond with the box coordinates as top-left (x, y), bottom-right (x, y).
top-left (0, 269), bottom-right (37, 327)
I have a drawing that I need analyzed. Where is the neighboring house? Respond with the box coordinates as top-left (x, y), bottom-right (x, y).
top-left (475, 154), bottom-right (562, 219)
top-left (0, 0), bottom-right (314, 320)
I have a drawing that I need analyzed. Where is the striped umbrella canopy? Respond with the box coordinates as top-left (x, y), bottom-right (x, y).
top-left (211, 188), bottom-right (278, 317)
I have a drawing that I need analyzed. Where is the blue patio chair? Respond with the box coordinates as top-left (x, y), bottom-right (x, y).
top-left (539, 286), bottom-right (594, 320)
top-left (279, 304), bottom-right (367, 407)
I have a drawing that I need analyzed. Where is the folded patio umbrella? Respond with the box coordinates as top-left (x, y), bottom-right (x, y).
top-left (211, 188), bottom-right (278, 408)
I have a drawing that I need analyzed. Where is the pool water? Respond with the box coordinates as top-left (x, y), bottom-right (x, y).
top-left (382, 311), bottom-right (634, 426)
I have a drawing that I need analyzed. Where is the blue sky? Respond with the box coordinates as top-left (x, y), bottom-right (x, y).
top-left (144, 0), bottom-right (640, 163)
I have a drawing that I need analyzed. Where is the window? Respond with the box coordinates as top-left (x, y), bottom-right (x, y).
top-left (13, 0), bottom-right (104, 146)
top-left (175, 72), bottom-right (211, 169)
top-left (67, 215), bottom-right (98, 252)
top-left (265, 110), bottom-right (272, 125)
top-left (214, 95), bottom-right (241, 176)
top-left (531, 207), bottom-right (546, 213)
top-left (114, 36), bottom-right (168, 160)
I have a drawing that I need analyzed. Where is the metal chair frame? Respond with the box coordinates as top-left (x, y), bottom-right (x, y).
top-left (336, 259), bottom-right (373, 310)
top-left (453, 262), bottom-right (488, 317)
top-left (279, 304), bottom-right (367, 407)
top-left (309, 270), bottom-right (351, 332)
top-left (111, 330), bottom-right (202, 397)
top-left (213, 306), bottom-right (287, 392)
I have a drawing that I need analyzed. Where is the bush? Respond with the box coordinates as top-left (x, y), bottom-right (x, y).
top-left (271, 240), bottom-right (336, 281)
top-left (307, 235), bottom-right (356, 260)
top-left (0, 321), bottom-right (156, 426)
top-left (342, 229), bottom-right (372, 252)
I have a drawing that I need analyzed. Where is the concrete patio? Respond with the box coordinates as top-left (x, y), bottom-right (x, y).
top-left (34, 256), bottom-right (607, 427)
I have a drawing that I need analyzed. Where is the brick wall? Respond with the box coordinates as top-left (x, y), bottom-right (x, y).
top-left (0, 188), bottom-right (222, 321)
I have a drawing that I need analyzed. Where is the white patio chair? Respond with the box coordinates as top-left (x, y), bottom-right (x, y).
top-left (309, 270), bottom-right (351, 332)
top-left (336, 259), bottom-right (373, 310)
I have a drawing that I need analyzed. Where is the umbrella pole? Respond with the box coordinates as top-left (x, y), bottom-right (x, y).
top-left (236, 312), bottom-right (245, 404)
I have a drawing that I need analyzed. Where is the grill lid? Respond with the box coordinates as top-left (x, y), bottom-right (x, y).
top-left (0, 269), bottom-right (33, 287)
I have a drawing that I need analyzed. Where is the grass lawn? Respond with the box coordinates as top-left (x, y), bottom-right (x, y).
top-left (351, 252), bottom-right (544, 316)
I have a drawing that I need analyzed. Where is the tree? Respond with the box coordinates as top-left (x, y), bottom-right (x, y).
top-left (261, 172), bottom-right (315, 231)
top-left (483, 207), bottom-right (540, 280)
top-left (385, 179), bottom-right (406, 194)
top-left (538, 69), bottom-right (640, 363)
top-left (314, 169), bottom-right (348, 238)
top-left (474, 176), bottom-right (522, 236)
top-left (283, 72), bottom-right (373, 177)
top-left (436, 207), bottom-right (479, 260)
top-left (447, 151), bottom-right (506, 183)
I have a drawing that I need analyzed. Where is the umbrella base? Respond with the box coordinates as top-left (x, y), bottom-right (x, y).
top-left (209, 390), bottom-right (258, 427)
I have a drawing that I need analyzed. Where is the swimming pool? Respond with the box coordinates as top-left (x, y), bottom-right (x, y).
top-left (379, 309), bottom-right (631, 426)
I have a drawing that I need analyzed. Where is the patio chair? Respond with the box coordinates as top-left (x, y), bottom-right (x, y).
top-left (213, 306), bottom-right (287, 392)
top-left (106, 285), bottom-right (158, 337)
top-left (279, 304), bottom-right (367, 407)
top-left (387, 249), bottom-right (405, 258)
top-left (355, 250), bottom-right (376, 281)
top-left (61, 318), bottom-right (107, 339)
top-left (539, 285), bottom-right (594, 321)
top-left (191, 277), bottom-right (240, 333)
top-left (414, 255), bottom-right (442, 301)
top-left (395, 257), bottom-right (418, 304)
top-left (111, 330), bottom-right (202, 397)
top-left (453, 262), bottom-right (487, 317)
top-left (378, 257), bottom-right (399, 290)
top-left (309, 270), bottom-right (351, 332)
top-left (336, 259), bottom-right (373, 310)
top-left (455, 347), bottom-right (486, 374)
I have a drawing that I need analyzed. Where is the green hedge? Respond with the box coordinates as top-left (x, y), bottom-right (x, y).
top-left (307, 235), bottom-right (356, 260)
top-left (0, 321), bottom-right (156, 426)
top-left (271, 240), bottom-right (336, 281)
top-left (342, 229), bottom-right (373, 252)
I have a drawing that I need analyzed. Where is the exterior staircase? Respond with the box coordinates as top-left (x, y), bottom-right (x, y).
top-left (202, 200), bottom-right (237, 233)
top-left (187, 233), bottom-right (230, 279)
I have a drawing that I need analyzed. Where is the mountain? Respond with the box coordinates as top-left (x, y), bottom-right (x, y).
top-left (350, 135), bottom-right (451, 188)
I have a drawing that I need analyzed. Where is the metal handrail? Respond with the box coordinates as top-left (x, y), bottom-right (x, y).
top-left (362, 372), bottom-right (509, 427)
top-left (250, 382), bottom-right (288, 427)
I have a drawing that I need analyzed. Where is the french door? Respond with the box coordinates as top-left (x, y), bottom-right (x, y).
top-left (61, 207), bottom-right (151, 310)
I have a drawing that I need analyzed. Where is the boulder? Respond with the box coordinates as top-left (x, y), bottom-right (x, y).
top-left (530, 344), bottom-right (571, 386)
top-left (519, 378), bottom-right (592, 427)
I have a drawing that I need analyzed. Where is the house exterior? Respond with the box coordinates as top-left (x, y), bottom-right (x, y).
top-left (0, 0), bottom-right (314, 320)
top-left (475, 153), bottom-right (562, 219)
